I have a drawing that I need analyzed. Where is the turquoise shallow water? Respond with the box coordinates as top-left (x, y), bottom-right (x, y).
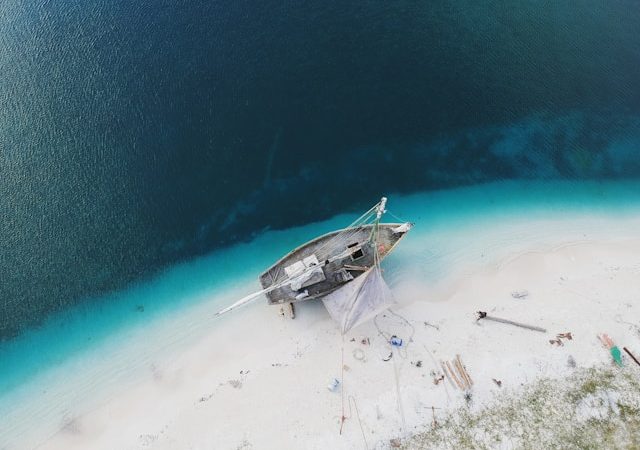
top-left (1, 180), bottom-right (639, 449)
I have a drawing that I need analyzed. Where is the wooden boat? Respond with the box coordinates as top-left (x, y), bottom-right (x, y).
top-left (259, 221), bottom-right (410, 305)
top-left (215, 198), bottom-right (412, 333)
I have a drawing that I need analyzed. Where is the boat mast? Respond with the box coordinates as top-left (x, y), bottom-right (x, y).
top-left (368, 196), bottom-right (387, 247)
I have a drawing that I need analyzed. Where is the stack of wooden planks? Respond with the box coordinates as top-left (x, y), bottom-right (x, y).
top-left (440, 355), bottom-right (473, 390)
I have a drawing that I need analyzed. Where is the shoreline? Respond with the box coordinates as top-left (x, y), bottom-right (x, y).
top-left (26, 236), bottom-right (640, 449)
top-left (1, 181), bottom-right (640, 449)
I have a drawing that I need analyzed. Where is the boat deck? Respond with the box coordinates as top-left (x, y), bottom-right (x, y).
top-left (259, 223), bottom-right (407, 305)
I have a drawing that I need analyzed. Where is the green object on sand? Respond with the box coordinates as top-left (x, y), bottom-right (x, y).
top-left (611, 346), bottom-right (623, 367)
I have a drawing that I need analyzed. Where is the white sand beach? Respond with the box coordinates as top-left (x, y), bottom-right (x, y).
top-left (28, 210), bottom-right (640, 450)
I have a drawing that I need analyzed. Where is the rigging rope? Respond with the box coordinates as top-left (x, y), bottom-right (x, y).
top-left (373, 309), bottom-right (416, 358)
top-left (338, 207), bottom-right (386, 441)
top-left (392, 346), bottom-right (406, 429)
top-left (312, 210), bottom-right (378, 261)
top-left (312, 200), bottom-right (382, 255)
top-left (386, 209), bottom-right (408, 224)
top-left (423, 344), bottom-right (452, 403)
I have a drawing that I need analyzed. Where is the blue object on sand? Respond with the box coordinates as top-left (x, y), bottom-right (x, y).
top-left (611, 346), bottom-right (623, 367)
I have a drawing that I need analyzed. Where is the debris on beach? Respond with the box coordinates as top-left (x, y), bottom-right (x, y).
top-left (623, 347), bottom-right (640, 367)
top-left (235, 439), bottom-right (253, 450)
top-left (431, 406), bottom-right (440, 428)
top-left (550, 332), bottom-right (573, 347)
top-left (598, 334), bottom-right (623, 367)
top-left (464, 391), bottom-right (473, 405)
top-left (424, 321), bottom-right (440, 330)
top-left (352, 348), bottom-right (366, 361)
top-left (511, 290), bottom-right (529, 299)
top-left (440, 355), bottom-right (473, 390)
top-left (492, 378), bottom-right (502, 387)
top-left (456, 355), bottom-right (473, 388)
top-left (440, 362), bottom-right (455, 387)
top-left (198, 392), bottom-right (214, 403)
top-left (288, 302), bottom-right (295, 319)
top-left (476, 311), bottom-right (547, 333)
top-left (138, 433), bottom-right (158, 446)
top-left (327, 378), bottom-right (340, 392)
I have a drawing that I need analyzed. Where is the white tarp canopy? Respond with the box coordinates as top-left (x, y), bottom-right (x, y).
top-left (290, 265), bottom-right (325, 291)
top-left (322, 266), bottom-right (395, 334)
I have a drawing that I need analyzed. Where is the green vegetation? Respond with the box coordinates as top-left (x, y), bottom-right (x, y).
top-left (399, 366), bottom-right (640, 450)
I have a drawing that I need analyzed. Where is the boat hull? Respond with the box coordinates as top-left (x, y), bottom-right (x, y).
top-left (259, 223), bottom-right (409, 305)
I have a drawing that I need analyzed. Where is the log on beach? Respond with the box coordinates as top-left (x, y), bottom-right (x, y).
top-left (476, 311), bottom-right (547, 333)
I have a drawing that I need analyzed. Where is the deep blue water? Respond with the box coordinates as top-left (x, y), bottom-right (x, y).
top-left (1, 0), bottom-right (640, 340)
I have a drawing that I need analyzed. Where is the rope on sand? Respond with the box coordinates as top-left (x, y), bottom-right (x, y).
top-left (392, 346), bottom-right (407, 429)
top-left (423, 344), bottom-right (451, 402)
top-left (340, 339), bottom-right (346, 435)
top-left (337, 334), bottom-right (369, 448)
top-left (373, 308), bottom-right (416, 357)
top-left (373, 308), bottom-right (414, 431)
top-left (347, 396), bottom-right (369, 450)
